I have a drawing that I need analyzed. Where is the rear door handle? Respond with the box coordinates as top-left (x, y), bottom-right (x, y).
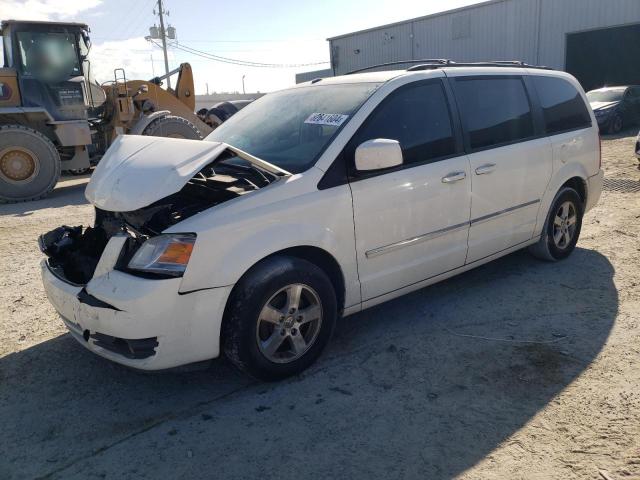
top-left (475, 163), bottom-right (496, 175)
top-left (441, 171), bottom-right (467, 183)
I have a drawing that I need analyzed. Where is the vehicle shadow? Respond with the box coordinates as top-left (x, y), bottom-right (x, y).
top-left (0, 176), bottom-right (89, 218)
top-left (0, 247), bottom-right (617, 479)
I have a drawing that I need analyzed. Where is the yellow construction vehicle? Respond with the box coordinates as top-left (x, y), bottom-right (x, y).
top-left (0, 20), bottom-right (212, 203)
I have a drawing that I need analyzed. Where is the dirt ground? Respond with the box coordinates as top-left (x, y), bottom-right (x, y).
top-left (0, 133), bottom-right (639, 480)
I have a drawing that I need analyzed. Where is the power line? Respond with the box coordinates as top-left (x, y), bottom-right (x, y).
top-left (151, 40), bottom-right (328, 68)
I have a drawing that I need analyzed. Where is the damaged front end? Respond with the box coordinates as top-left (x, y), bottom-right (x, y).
top-left (40, 146), bottom-right (283, 286)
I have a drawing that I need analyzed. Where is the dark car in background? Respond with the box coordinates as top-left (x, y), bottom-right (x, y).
top-left (587, 86), bottom-right (640, 134)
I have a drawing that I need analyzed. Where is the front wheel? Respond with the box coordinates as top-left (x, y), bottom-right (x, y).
top-left (528, 187), bottom-right (583, 261)
top-left (0, 124), bottom-right (61, 203)
top-left (222, 256), bottom-right (337, 381)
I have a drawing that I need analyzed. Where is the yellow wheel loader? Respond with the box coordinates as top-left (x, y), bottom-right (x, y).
top-left (0, 20), bottom-right (212, 203)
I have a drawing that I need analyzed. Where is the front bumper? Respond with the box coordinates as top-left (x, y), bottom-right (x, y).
top-left (41, 259), bottom-right (232, 370)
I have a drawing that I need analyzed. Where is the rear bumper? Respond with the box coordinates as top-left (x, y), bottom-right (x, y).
top-left (41, 259), bottom-right (232, 370)
top-left (585, 169), bottom-right (604, 213)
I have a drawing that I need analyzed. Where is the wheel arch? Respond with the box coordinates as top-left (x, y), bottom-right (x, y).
top-left (560, 176), bottom-right (587, 205)
top-left (534, 167), bottom-right (589, 238)
top-left (226, 245), bottom-right (346, 316)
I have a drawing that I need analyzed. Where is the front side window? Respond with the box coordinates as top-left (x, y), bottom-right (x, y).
top-left (17, 31), bottom-right (81, 82)
top-left (454, 76), bottom-right (534, 151)
top-left (532, 76), bottom-right (591, 134)
top-left (206, 83), bottom-right (381, 174)
top-left (350, 81), bottom-right (456, 166)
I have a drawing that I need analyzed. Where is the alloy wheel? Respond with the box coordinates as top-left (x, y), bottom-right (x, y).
top-left (256, 283), bottom-right (323, 364)
top-left (552, 201), bottom-right (577, 249)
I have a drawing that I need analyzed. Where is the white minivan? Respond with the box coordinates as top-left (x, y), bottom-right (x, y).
top-left (40, 62), bottom-right (603, 380)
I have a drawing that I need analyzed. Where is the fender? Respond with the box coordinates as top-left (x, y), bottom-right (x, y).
top-left (128, 110), bottom-right (171, 135)
top-left (533, 161), bottom-right (589, 238)
top-left (172, 181), bottom-right (361, 309)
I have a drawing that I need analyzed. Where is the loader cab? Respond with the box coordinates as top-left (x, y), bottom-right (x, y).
top-left (1, 20), bottom-right (90, 120)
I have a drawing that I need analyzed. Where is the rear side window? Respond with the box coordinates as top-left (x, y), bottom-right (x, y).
top-left (532, 76), bottom-right (591, 135)
top-left (352, 81), bottom-right (456, 165)
top-left (454, 76), bottom-right (534, 151)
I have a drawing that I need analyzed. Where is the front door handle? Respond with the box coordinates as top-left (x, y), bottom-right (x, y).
top-left (475, 163), bottom-right (496, 175)
top-left (441, 171), bottom-right (467, 183)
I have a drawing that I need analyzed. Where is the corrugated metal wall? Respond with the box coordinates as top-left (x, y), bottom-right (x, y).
top-left (329, 0), bottom-right (640, 75)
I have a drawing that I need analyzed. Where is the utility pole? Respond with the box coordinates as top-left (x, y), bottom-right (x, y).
top-left (157, 0), bottom-right (171, 89)
top-left (242, 75), bottom-right (246, 94)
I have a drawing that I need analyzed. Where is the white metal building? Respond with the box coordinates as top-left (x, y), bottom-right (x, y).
top-left (316, 0), bottom-right (640, 91)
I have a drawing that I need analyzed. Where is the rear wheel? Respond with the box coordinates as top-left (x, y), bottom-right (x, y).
top-left (0, 124), bottom-right (61, 203)
top-left (142, 115), bottom-right (203, 139)
top-left (222, 255), bottom-right (337, 381)
top-left (528, 187), bottom-right (583, 261)
top-left (609, 113), bottom-right (623, 134)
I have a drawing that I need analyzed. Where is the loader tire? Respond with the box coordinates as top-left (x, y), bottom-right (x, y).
top-left (142, 115), bottom-right (203, 140)
top-left (0, 124), bottom-right (61, 203)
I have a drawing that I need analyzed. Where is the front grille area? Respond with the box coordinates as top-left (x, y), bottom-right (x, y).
top-left (91, 333), bottom-right (158, 359)
top-left (602, 177), bottom-right (640, 193)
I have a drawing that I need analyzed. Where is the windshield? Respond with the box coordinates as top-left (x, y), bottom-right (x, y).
top-left (587, 89), bottom-right (625, 103)
top-left (17, 31), bottom-right (81, 83)
top-left (206, 83), bottom-right (381, 173)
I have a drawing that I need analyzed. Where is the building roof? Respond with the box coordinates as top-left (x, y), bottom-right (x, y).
top-left (327, 0), bottom-right (507, 41)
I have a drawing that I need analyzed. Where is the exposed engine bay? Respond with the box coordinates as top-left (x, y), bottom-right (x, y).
top-left (40, 152), bottom-right (280, 285)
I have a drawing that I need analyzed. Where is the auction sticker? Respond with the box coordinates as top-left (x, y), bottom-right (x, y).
top-left (304, 113), bottom-right (349, 127)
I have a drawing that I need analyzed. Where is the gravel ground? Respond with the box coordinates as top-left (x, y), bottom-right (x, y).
top-left (1, 133), bottom-right (639, 480)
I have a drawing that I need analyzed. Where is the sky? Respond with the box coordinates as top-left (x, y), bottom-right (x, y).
top-left (0, 0), bottom-right (485, 94)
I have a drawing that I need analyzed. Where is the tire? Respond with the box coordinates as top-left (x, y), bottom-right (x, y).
top-left (142, 115), bottom-right (203, 140)
top-left (222, 255), bottom-right (337, 381)
top-left (528, 187), bottom-right (584, 262)
top-left (0, 124), bottom-right (61, 203)
top-left (609, 113), bottom-right (623, 134)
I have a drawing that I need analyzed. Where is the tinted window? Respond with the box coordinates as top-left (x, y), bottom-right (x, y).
top-left (534, 76), bottom-right (592, 134)
top-left (454, 77), bottom-right (534, 151)
top-left (353, 81), bottom-right (456, 165)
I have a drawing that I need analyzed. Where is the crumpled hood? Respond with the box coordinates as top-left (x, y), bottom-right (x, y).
top-left (85, 135), bottom-right (228, 212)
top-left (590, 101), bottom-right (619, 111)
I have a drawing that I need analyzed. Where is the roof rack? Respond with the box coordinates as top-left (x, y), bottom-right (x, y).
top-left (346, 59), bottom-right (552, 75)
top-left (409, 60), bottom-right (552, 71)
top-left (346, 59), bottom-right (450, 75)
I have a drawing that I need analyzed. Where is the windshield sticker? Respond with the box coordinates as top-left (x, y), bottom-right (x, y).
top-left (304, 113), bottom-right (349, 127)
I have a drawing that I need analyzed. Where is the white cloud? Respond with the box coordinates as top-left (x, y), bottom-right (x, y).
top-left (88, 37), bottom-right (158, 84)
top-left (0, 0), bottom-right (102, 21)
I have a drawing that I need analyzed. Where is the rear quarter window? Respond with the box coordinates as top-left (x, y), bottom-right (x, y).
top-left (531, 76), bottom-right (592, 135)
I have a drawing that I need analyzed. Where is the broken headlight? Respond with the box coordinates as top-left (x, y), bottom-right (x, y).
top-left (127, 234), bottom-right (196, 277)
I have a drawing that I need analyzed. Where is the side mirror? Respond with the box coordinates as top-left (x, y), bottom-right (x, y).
top-left (355, 139), bottom-right (403, 171)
